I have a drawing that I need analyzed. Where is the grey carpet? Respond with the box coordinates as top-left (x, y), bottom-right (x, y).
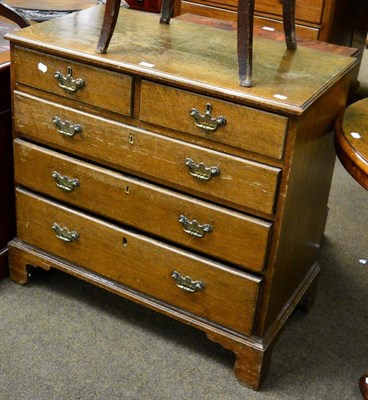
top-left (0, 44), bottom-right (367, 400)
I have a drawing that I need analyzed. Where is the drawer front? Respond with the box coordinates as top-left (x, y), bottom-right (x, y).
top-left (139, 81), bottom-right (288, 160)
top-left (184, 0), bottom-right (323, 24)
top-left (16, 188), bottom-right (261, 335)
top-left (14, 139), bottom-right (271, 272)
top-left (255, 0), bottom-right (324, 24)
top-left (255, 17), bottom-right (319, 40)
top-left (13, 47), bottom-right (133, 116)
top-left (14, 92), bottom-right (281, 215)
top-left (178, 6), bottom-right (320, 41)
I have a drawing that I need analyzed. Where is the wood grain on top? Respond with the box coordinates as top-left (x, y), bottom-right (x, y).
top-left (5, 5), bottom-right (357, 114)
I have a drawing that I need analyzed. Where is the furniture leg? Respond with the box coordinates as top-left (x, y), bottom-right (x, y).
top-left (0, 2), bottom-right (29, 28)
top-left (282, 0), bottom-right (297, 50)
top-left (298, 274), bottom-right (319, 312)
top-left (360, 374), bottom-right (368, 399)
top-left (96, 0), bottom-right (121, 53)
top-left (8, 243), bottom-right (33, 285)
top-left (237, 0), bottom-right (255, 87)
top-left (206, 331), bottom-right (275, 390)
top-left (160, 0), bottom-right (175, 24)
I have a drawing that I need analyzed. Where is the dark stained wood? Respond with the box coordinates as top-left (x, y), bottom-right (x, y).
top-left (237, 0), bottom-right (255, 87)
top-left (282, 0), bottom-right (296, 50)
top-left (96, 0), bottom-right (121, 53)
top-left (360, 374), bottom-right (368, 400)
top-left (0, 2), bottom-right (29, 28)
top-left (125, 0), bottom-right (162, 13)
top-left (0, 14), bottom-right (19, 279)
top-left (160, 0), bottom-right (176, 23)
top-left (0, 73), bottom-right (14, 247)
top-left (334, 98), bottom-right (368, 191)
top-left (7, 7), bottom-right (357, 389)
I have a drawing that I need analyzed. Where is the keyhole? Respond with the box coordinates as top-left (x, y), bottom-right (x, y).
top-left (125, 186), bottom-right (130, 194)
top-left (122, 237), bottom-right (128, 247)
top-left (129, 134), bottom-right (134, 144)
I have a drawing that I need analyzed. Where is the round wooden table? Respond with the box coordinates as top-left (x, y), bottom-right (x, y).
top-left (335, 97), bottom-right (368, 190)
top-left (335, 98), bottom-right (368, 399)
top-left (5, 0), bottom-right (97, 22)
top-left (361, 375), bottom-right (368, 400)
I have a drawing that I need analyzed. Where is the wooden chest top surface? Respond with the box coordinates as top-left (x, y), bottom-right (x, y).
top-left (6, 5), bottom-right (357, 115)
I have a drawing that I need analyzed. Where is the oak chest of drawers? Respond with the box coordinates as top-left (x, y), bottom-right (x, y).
top-left (6, 6), bottom-right (356, 389)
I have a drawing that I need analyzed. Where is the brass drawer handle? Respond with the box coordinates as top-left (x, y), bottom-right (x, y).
top-left (52, 223), bottom-right (79, 242)
top-left (178, 215), bottom-right (212, 238)
top-left (190, 104), bottom-right (226, 132)
top-left (52, 171), bottom-right (80, 192)
top-left (185, 158), bottom-right (220, 181)
top-left (171, 271), bottom-right (205, 293)
top-left (53, 116), bottom-right (82, 137)
top-left (54, 66), bottom-right (84, 93)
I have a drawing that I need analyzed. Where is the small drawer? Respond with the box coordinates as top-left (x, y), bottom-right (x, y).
top-left (139, 80), bottom-right (288, 160)
top-left (14, 139), bottom-right (272, 272)
top-left (16, 188), bottom-right (262, 335)
top-left (14, 92), bottom-right (281, 215)
top-left (13, 47), bottom-right (133, 116)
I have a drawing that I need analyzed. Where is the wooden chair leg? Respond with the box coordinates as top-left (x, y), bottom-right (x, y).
top-left (96, 0), bottom-right (121, 54)
top-left (95, 0), bottom-right (296, 87)
top-left (282, 0), bottom-right (297, 50)
top-left (0, 2), bottom-right (29, 28)
top-left (237, 0), bottom-right (255, 87)
top-left (160, 0), bottom-right (175, 24)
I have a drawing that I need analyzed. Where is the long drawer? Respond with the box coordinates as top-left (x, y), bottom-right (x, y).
top-left (255, 0), bottom-right (324, 24)
top-left (14, 139), bottom-right (271, 271)
top-left (13, 47), bottom-right (133, 116)
top-left (13, 91), bottom-right (281, 215)
top-left (139, 80), bottom-right (288, 160)
top-left (15, 188), bottom-right (262, 335)
top-left (190, 0), bottom-right (324, 24)
top-left (178, 8), bottom-right (320, 40)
